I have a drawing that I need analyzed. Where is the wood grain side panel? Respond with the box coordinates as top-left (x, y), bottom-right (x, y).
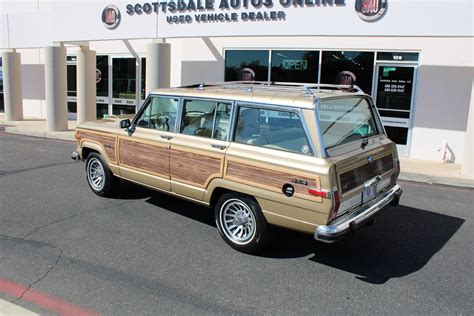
top-left (226, 161), bottom-right (322, 202)
top-left (170, 149), bottom-right (222, 187)
top-left (78, 131), bottom-right (117, 163)
top-left (119, 139), bottom-right (169, 177)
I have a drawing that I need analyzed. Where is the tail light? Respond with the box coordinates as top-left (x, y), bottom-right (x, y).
top-left (391, 158), bottom-right (400, 184)
top-left (330, 191), bottom-right (341, 221)
top-left (309, 188), bottom-right (340, 222)
top-left (308, 188), bottom-right (328, 198)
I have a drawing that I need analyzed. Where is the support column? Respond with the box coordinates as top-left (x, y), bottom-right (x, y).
top-left (461, 79), bottom-right (474, 179)
top-left (2, 50), bottom-right (24, 121)
top-left (146, 40), bottom-right (171, 95)
top-left (77, 46), bottom-right (96, 124)
top-left (45, 45), bottom-right (67, 131)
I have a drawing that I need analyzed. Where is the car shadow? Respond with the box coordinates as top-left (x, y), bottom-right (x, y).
top-left (117, 181), bottom-right (464, 284)
top-left (261, 204), bottom-right (464, 284)
top-left (112, 181), bottom-right (159, 201)
top-left (145, 192), bottom-right (215, 227)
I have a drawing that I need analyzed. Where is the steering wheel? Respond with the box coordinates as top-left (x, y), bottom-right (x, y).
top-left (155, 113), bottom-right (170, 131)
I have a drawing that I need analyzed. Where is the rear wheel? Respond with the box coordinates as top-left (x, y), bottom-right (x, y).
top-left (85, 152), bottom-right (119, 197)
top-left (214, 193), bottom-right (271, 254)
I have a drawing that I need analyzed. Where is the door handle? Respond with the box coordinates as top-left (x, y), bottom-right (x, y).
top-left (211, 144), bottom-right (227, 150)
top-left (161, 135), bottom-right (173, 140)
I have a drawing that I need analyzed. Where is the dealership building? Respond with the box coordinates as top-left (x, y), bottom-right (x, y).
top-left (1, 0), bottom-right (473, 173)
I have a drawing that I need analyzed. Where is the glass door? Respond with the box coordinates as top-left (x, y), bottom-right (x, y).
top-left (66, 56), bottom-right (77, 120)
top-left (0, 57), bottom-right (4, 113)
top-left (375, 64), bottom-right (417, 156)
top-left (96, 55), bottom-right (110, 119)
top-left (112, 57), bottom-right (138, 115)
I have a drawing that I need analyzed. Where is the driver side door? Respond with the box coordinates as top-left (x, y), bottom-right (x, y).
top-left (117, 95), bottom-right (180, 191)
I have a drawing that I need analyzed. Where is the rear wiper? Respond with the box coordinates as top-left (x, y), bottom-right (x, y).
top-left (360, 133), bottom-right (377, 149)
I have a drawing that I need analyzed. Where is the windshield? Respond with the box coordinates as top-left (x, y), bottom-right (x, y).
top-left (317, 97), bottom-right (381, 149)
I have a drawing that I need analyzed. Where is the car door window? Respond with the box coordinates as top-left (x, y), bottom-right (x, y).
top-left (136, 96), bottom-right (179, 132)
top-left (181, 99), bottom-right (232, 140)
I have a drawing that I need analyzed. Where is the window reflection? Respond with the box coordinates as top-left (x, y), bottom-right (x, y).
top-left (225, 50), bottom-right (269, 81)
top-left (321, 51), bottom-right (375, 94)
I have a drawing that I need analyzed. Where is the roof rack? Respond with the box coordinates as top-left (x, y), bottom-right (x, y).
top-left (179, 81), bottom-right (364, 95)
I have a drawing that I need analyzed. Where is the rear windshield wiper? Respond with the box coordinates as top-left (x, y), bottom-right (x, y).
top-left (360, 133), bottom-right (378, 149)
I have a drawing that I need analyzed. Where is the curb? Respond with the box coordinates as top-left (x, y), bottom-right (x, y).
top-left (3, 127), bottom-right (75, 142)
top-left (399, 172), bottom-right (474, 189)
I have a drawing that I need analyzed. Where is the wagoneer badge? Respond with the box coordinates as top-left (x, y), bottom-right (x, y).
top-left (102, 5), bottom-right (121, 30)
top-left (355, 0), bottom-right (388, 22)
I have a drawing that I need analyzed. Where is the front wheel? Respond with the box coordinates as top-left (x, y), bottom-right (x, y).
top-left (214, 193), bottom-right (271, 254)
top-left (85, 152), bottom-right (119, 197)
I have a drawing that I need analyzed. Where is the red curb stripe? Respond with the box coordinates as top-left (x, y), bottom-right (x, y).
top-left (0, 279), bottom-right (100, 316)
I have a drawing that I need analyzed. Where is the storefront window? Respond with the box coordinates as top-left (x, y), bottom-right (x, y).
top-left (67, 64), bottom-right (77, 97)
top-left (270, 50), bottom-right (319, 83)
top-left (112, 58), bottom-right (136, 99)
top-left (96, 55), bottom-right (109, 97)
top-left (225, 50), bottom-right (269, 81)
top-left (320, 51), bottom-right (375, 94)
top-left (97, 103), bottom-right (108, 118)
top-left (0, 57), bottom-right (4, 113)
top-left (384, 126), bottom-right (408, 145)
top-left (67, 102), bottom-right (77, 114)
top-left (113, 104), bottom-right (135, 115)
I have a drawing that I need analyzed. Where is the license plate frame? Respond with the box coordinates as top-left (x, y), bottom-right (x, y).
top-left (362, 183), bottom-right (376, 204)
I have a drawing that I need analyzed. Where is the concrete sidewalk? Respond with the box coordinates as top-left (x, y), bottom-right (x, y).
top-left (1, 116), bottom-right (473, 188)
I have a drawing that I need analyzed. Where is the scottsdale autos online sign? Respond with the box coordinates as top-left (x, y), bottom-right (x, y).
top-left (125, 0), bottom-right (347, 24)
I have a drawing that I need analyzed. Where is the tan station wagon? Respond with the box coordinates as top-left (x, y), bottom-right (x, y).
top-left (72, 82), bottom-right (402, 253)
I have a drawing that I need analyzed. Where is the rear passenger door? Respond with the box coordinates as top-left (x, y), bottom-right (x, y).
top-left (169, 98), bottom-right (232, 200)
top-left (224, 104), bottom-right (325, 231)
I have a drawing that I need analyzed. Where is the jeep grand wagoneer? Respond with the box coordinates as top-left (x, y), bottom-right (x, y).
top-left (72, 82), bottom-right (402, 253)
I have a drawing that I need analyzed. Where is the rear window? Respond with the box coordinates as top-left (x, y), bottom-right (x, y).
top-left (318, 97), bottom-right (381, 149)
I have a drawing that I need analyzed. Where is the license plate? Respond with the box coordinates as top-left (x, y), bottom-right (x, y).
top-left (362, 184), bottom-right (376, 204)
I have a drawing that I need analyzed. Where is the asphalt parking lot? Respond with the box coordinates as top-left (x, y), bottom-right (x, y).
top-left (1, 133), bottom-right (473, 315)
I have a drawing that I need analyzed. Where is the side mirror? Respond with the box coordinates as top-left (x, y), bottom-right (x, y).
top-left (120, 119), bottom-right (131, 129)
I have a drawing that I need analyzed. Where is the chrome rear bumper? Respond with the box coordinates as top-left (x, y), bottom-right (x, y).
top-left (315, 184), bottom-right (402, 243)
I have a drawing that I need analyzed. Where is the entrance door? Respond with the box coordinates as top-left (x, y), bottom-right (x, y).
top-left (375, 64), bottom-right (417, 156)
top-left (112, 57), bottom-right (138, 115)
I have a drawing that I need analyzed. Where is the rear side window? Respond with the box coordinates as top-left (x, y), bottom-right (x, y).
top-left (234, 106), bottom-right (312, 155)
top-left (180, 99), bottom-right (232, 141)
top-left (318, 97), bottom-right (381, 149)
